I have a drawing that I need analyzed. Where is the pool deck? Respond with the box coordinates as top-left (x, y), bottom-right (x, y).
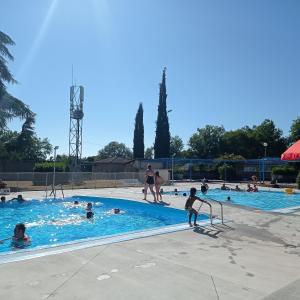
top-left (0, 183), bottom-right (300, 300)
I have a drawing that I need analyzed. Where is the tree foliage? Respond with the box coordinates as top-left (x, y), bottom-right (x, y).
top-left (0, 31), bottom-right (35, 130)
top-left (144, 147), bottom-right (154, 159)
top-left (289, 117), bottom-right (300, 144)
top-left (0, 128), bottom-right (52, 161)
top-left (97, 141), bottom-right (132, 159)
top-left (170, 135), bottom-right (184, 157)
top-left (133, 103), bottom-right (144, 158)
top-left (154, 68), bottom-right (170, 158)
top-left (188, 125), bottom-right (225, 158)
top-left (252, 119), bottom-right (286, 157)
top-left (221, 127), bottom-right (258, 158)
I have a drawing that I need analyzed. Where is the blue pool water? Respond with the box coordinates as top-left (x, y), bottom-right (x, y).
top-left (168, 189), bottom-right (300, 211)
top-left (0, 196), bottom-right (208, 253)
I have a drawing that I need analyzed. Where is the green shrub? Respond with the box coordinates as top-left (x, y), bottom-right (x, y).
top-left (34, 161), bottom-right (68, 172)
top-left (296, 171), bottom-right (300, 189)
top-left (218, 164), bottom-right (236, 181)
top-left (271, 165), bottom-right (297, 177)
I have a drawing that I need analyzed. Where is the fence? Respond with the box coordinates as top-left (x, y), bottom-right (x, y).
top-left (137, 157), bottom-right (292, 182)
top-left (0, 158), bottom-right (295, 193)
top-left (0, 172), bottom-right (146, 192)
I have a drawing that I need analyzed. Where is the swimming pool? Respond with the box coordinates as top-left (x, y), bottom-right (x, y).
top-left (0, 196), bottom-right (210, 255)
top-left (168, 189), bottom-right (300, 212)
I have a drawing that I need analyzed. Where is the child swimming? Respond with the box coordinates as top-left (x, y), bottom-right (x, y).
top-left (0, 223), bottom-right (31, 249)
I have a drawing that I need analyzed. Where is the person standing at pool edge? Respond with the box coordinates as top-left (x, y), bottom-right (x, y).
top-left (143, 165), bottom-right (157, 202)
top-left (185, 187), bottom-right (211, 227)
top-left (154, 171), bottom-right (164, 201)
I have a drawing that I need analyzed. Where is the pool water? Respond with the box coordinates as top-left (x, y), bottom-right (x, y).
top-left (168, 189), bottom-right (300, 211)
top-left (0, 196), bottom-right (208, 253)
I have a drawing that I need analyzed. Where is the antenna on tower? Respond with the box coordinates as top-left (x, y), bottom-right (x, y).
top-left (71, 64), bottom-right (74, 86)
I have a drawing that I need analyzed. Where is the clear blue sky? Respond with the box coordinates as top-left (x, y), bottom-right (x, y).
top-left (2, 0), bottom-right (300, 156)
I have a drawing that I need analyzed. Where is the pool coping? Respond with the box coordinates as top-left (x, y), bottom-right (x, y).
top-left (0, 218), bottom-right (223, 265)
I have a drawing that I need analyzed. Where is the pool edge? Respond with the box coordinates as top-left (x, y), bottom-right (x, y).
top-left (0, 218), bottom-right (222, 265)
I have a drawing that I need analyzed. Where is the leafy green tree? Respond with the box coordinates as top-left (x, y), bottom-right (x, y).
top-left (0, 31), bottom-right (34, 129)
top-left (289, 117), bottom-right (300, 144)
top-left (144, 147), bottom-right (154, 159)
top-left (97, 141), bottom-right (132, 159)
top-left (217, 153), bottom-right (245, 160)
top-left (218, 164), bottom-right (236, 181)
top-left (252, 119), bottom-right (287, 157)
top-left (188, 125), bottom-right (225, 158)
top-left (221, 127), bottom-right (259, 158)
top-left (0, 128), bottom-right (52, 161)
top-left (154, 68), bottom-right (170, 158)
top-left (170, 135), bottom-right (184, 157)
top-left (133, 103), bottom-right (144, 158)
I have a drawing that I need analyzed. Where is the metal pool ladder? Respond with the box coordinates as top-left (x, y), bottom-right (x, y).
top-left (207, 198), bottom-right (224, 225)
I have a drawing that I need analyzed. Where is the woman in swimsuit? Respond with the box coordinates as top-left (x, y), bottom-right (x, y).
top-left (143, 165), bottom-right (157, 202)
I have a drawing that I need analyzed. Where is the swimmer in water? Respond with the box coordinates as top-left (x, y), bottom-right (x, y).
top-left (11, 194), bottom-right (26, 203)
top-left (86, 202), bottom-right (94, 219)
top-left (0, 223), bottom-right (31, 249)
top-left (107, 208), bottom-right (125, 215)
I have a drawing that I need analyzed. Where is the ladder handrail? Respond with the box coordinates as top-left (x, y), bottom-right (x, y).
top-left (47, 184), bottom-right (64, 198)
top-left (197, 200), bottom-right (213, 225)
top-left (206, 197), bottom-right (224, 224)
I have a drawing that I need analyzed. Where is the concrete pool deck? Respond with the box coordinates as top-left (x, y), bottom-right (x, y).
top-left (0, 183), bottom-right (299, 300)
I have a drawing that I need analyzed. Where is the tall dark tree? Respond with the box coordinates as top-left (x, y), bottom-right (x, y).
top-left (154, 67), bottom-right (170, 158)
top-left (133, 103), bottom-right (144, 158)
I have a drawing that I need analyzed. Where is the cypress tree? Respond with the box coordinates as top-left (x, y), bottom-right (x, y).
top-left (154, 68), bottom-right (170, 158)
top-left (133, 103), bottom-right (144, 158)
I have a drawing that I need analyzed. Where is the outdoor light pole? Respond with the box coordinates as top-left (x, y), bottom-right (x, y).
top-left (263, 142), bottom-right (268, 158)
top-left (53, 146), bottom-right (59, 198)
top-left (262, 142), bottom-right (268, 183)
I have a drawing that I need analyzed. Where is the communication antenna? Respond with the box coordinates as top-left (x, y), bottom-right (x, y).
top-left (69, 82), bottom-right (84, 170)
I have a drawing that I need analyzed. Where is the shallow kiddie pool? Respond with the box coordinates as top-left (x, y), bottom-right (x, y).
top-left (0, 196), bottom-right (210, 256)
top-left (167, 189), bottom-right (300, 212)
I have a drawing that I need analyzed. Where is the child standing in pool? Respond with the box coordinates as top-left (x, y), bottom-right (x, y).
top-left (185, 187), bottom-right (211, 227)
top-left (86, 202), bottom-right (94, 219)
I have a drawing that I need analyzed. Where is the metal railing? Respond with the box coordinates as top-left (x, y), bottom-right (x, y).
top-left (206, 198), bottom-right (224, 224)
top-left (46, 184), bottom-right (64, 198)
top-left (197, 201), bottom-right (213, 225)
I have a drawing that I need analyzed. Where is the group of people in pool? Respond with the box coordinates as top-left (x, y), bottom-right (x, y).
top-left (72, 201), bottom-right (123, 219)
top-left (220, 183), bottom-right (258, 192)
top-left (143, 165), bottom-right (164, 203)
top-left (1, 194), bottom-right (26, 204)
top-left (0, 199), bottom-right (124, 249)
